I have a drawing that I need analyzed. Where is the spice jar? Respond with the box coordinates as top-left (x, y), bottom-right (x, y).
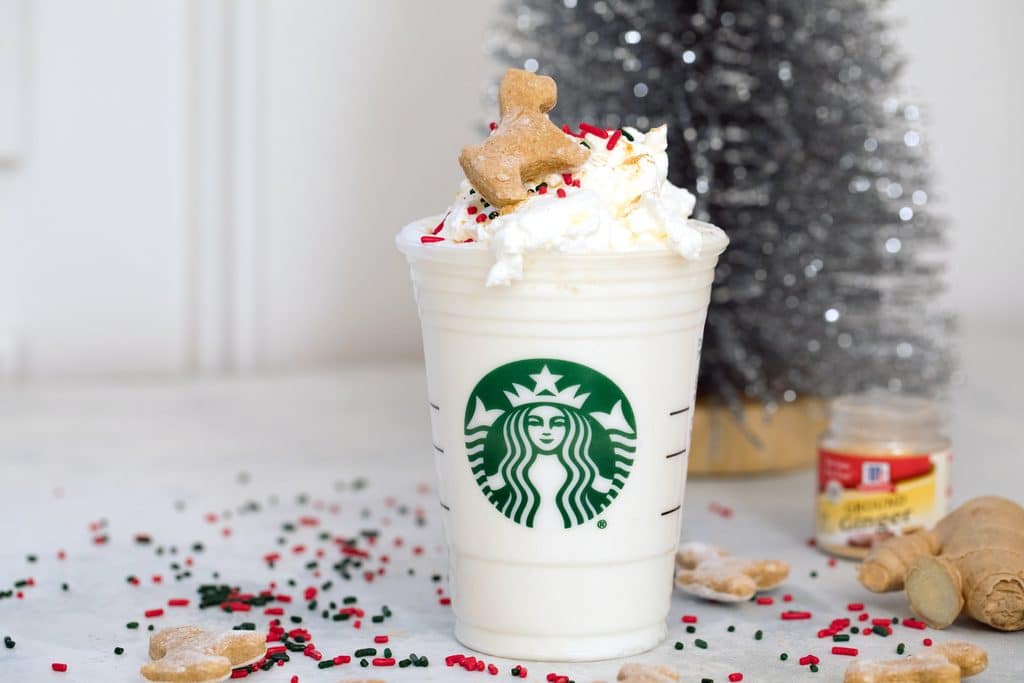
top-left (816, 392), bottom-right (951, 559)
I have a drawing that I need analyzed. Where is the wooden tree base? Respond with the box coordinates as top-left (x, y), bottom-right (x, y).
top-left (688, 397), bottom-right (827, 476)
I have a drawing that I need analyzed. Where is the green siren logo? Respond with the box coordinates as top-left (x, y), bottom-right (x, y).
top-left (464, 359), bottom-right (637, 529)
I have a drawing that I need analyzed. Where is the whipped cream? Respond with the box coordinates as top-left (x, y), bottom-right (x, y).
top-left (427, 125), bottom-right (722, 286)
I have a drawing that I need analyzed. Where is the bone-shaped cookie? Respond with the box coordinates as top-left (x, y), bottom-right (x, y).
top-left (459, 68), bottom-right (589, 209)
top-left (140, 625), bottom-right (267, 683)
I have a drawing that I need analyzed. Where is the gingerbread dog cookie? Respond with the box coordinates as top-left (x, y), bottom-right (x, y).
top-left (459, 68), bottom-right (589, 209)
top-left (675, 541), bottom-right (790, 602)
top-left (140, 626), bottom-right (266, 683)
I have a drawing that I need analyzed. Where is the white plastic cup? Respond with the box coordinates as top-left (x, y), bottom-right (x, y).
top-left (397, 218), bottom-right (728, 661)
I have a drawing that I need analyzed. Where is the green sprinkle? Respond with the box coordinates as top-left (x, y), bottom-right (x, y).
top-left (701, 679), bottom-right (713, 683)
top-left (810, 570), bottom-right (818, 578)
top-left (695, 638), bottom-right (708, 649)
top-left (308, 600), bottom-right (317, 610)
top-left (114, 647), bottom-right (124, 655)
top-left (383, 647), bottom-right (392, 658)
top-left (26, 555), bottom-right (37, 563)
top-left (317, 660), bottom-right (334, 669)
top-left (354, 648), bottom-right (376, 658)
top-left (4, 636), bottom-right (15, 649)
top-left (360, 658), bottom-right (369, 668)
top-left (418, 656), bottom-right (429, 666)
top-left (833, 634), bottom-right (850, 642)
top-left (61, 583), bottom-right (69, 591)
top-left (147, 625), bottom-right (154, 631)
top-left (674, 641), bottom-right (684, 650)
top-left (371, 615), bottom-right (385, 623)
top-left (851, 626), bottom-right (860, 633)
top-left (892, 617), bottom-right (900, 624)
top-left (872, 624), bottom-right (890, 636)
top-left (780, 653), bottom-right (788, 661)
top-left (897, 643), bottom-right (906, 655)
top-left (343, 596), bottom-right (357, 604)
top-left (754, 630), bottom-right (763, 640)
top-left (581, 141), bottom-right (591, 149)
top-left (686, 625), bottom-right (696, 634)
top-left (126, 622), bottom-right (139, 630)
top-left (621, 129), bottom-right (634, 141)
top-left (727, 625), bottom-right (735, 632)
top-left (399, 659), bottom-right (411, 668)
top-left (810, 663), bottom-right (819, 672)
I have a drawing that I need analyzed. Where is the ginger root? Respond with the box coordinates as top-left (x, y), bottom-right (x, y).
top-left (858, 496), bottom-right (1024, 630)
top-left (675, 541), bottom-right (789, 602)
top-left (843, 640), bottom-right (987, 682)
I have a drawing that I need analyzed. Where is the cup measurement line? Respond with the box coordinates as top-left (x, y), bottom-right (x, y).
top-left (660, 504), bottom-right (681, 516)
top-left (669, 406), bottom-right (690, 416)
top-left (665, 448), bottom-right (686, 459)
top-left (433, 444), bottom-right (445, 454)
top-left (429, 402), bottom-right (440, 411)
top-left (440, 502), bottom-right (451, 511)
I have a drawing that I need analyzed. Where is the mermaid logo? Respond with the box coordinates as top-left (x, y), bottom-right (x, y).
top-left (465, 359), bottom-right (637, 529)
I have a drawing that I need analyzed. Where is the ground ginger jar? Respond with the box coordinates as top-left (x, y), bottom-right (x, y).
top-left (816, 392), bottom-right (951, 559)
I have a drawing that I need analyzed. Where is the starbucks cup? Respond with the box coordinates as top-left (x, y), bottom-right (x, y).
top-left (397, 218), bottom-right (728, 661)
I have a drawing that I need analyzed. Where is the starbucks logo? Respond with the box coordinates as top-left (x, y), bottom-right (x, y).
top-left (464, 359), bottom-right (637, 529)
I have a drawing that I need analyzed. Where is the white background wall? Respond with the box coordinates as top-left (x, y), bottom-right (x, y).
top-left (1, 0), bottom-right (1021, 380)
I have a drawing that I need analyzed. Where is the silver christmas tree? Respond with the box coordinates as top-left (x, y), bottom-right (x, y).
top-left (487, 0), bottom-right (954, 408)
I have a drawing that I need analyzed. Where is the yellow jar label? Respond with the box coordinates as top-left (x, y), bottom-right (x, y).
top-left (816, 448), bottom-right (951, 558)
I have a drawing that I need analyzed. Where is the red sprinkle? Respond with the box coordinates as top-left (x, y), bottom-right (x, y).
top-left (606, 129), bottom-right (623, 150)
top-left (828, 557), bottom-right (838, 567)
top-left (562, 173), bottom-right (574, 185)
top-left (446, 654), bottom-right (465, 667)
top-left (332, 655), bottom-right (351, 665)
top-left (51, 663), bottom-right (68, 672)
top-left (832, 646), bottom-right (859, 656)
top-left (488, 663), bottom-right (499, 675)
top-left (373, 635), bottom-right (389, 644)
top-left (903, 619), bottom-right (927, 630)
top-left (873, 618), bottom-right (894, 626)
top-left (264, 607), bottom-right (284, 616)
top-left (537, 185), bottom-right (548, 195)
top-left (556, 188), bottom-right (567, 198)
top-left (230, 669), bottom-right (249, 678)
top-left (439, 597), bottom-right (452, 606)
top-left (475, 214), bottom-right (487, 223)
top-left (291, 677), bottom-right (299, 683)
top-left (681, 615), bottom-right (698, 623)
top-left (798, 654), bottom-right (820, 666)
top-left (923, 638), bottom-right (933, 646)
top-left (421, 235), bottom-right (445, 244)
top-left (858, 612), bottom-right (870, 622)
top-left (782, 611), bottom-right (812, 620)
top-left (467, 206), bottom-right (478, 215)
top-left (847, 603), bottom-right (864, 611)
top-left (578, 122), bottom-right (609, 139)
top-left (728, 675), bottom-right (743, 682)
top-left (561, 124), bottom-right (583, 138)
top-left (756, 596), bottom-right (774, 605)
top-left (782, 594), bottom-right (793, 602)
top-left (489, 121), bottom-right (497, 131)
top-left (168, 598), bottom-right (189, 607)
top-left (304, 587), bottom-right (317, 601)
top-left (144, 608), bottom-right (164, 618)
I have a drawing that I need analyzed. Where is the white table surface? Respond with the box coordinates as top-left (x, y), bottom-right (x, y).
top-left (1, 335), bottom-right (1021, 682)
